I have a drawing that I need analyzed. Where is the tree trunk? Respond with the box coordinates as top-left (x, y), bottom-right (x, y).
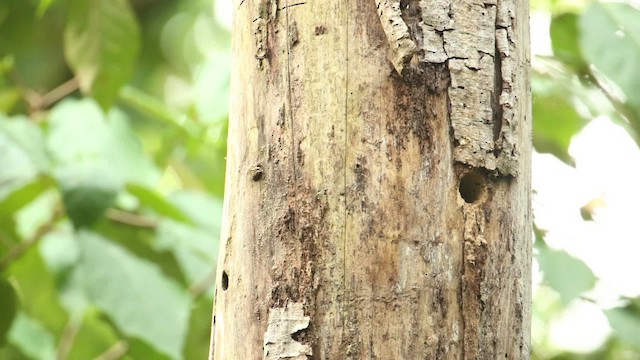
top-left (210, 0), bottom-right (531, 358)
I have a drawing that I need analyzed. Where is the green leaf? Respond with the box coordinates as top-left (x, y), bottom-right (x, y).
top-left (8, 312), bottom-right (57, 360)
top-left (91, 220), bottom-right (187, 287)
top-left (105, 110), bottom-right (160, 187)
top-left (126, 184), bottom-right (191, 224)
top-left (580, 3), bottom-right (640, 107)
top-left (64, 0), bottom-right (140, 110)
top-left (48, 98), bottom-right (159, 186)
top-left (0, 116), bottom-right (49, 171)
top-left (66, 308), bottom-right (122, 360)
top-left (57, 163), bottom-right (121, 228)
top-left (183, 297), bottom-right (214, 360)
top-left (36, 0), bottom-right (56, 17)
top-left (0, 278), bottom-right (17, 347)
top-left (168, 190), bottom-right (222, 231)
top-left (0, 116), bottom-right (48, 199)
top-left (532, 75), bottom-right (587, 166)
top-left (47, 99), bottom-right (110, 163)
top-left (0, 87), bottom-right (22, 113)
top-left (536, 245), bottom-right (596, 304)
top-left (118, 86), bottom-right (199, 138)
top-left (7, 246), bottom-right (69, 337)
top-left (181, 139), bottom-right (226, 197)
top-left (78, 231), bottom-right (191, 359)
top-left (126, 337), bottom-right (172, 360)
top-left (0, 177), bottom-right (53, 219)
top-left (604, 301), bottom-right (640, 348)
top-left (550, 13), bottom-right (587, 72)
top-left (157, 220), bottom-right (216, 297)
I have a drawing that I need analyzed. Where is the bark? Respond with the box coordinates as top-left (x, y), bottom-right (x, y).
top-left (210, 0), bottom-right (531, 359)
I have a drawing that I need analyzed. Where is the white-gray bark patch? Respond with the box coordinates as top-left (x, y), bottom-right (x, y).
top-left (375, 0), bottom-right (519, 176)
top-left (263, 303), bottom-right (312, 360)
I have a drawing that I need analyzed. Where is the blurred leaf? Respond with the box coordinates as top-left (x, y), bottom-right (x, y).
top-left (7, 312), bottom-right (57, 360)
top-left (0, 278), bottom-right (17, 346)
top-left (0, 343), bottom-right (25, 359)
top-left (66, 308), bottom-right (121, 360)
top-left (7, 246), bottom-right (68, 338)
top-left (0, 87), bottom-right (22, 113)
top-left (181, 139), bottom-right (226, 197)
top-left (0, 217), bottom-right (19, 260)
top-left (57, 163), bottom-right (121, 228)
top-left (64, 0), bottom-right (140, 110)
top-left (169, 190), bottom-right (222, 230)
top-left (38, 226), bottom-right (88, 318)
top-left (157, 220), bottom-right (216, 297)
top-left (0, 1), bottom-right (68, 91)
top-left (126, 184), bottom-right (191, 224)
top-left (605, 300), bottom-right (640, 348)
top-left (92, 219), bottom-right (188, 287)
top-left (193, 54), bottom-right (230, 124)
top-left (537, 244), bottom-right (596, 304)
top-left (126, 337), bottom-right (172, 360)
top-left (36, 0), bottom-right (56, 17)
top-left (78, 231), bottom-right (191, 359)
top-left (48, 98), bottom-right (159, 186)
top-left (550, 13), bottom-right (587, 72)
top-left (183, 297), bottom-right (213, 360)
top-left (580, 3), bottom-right (640, 108)
top-left (105, 109), bottom-right (161, 186)
top-left (0, 119), bottom-right (46, 199)
top-left (47, 98), bottom-right (110, 164)
top-left (0, 177), bottom-right (53, 219)
top-left (579, 196), bottom-right (606, 222)
top-left (46, 98), bottom-right (164, 227)
top-left (532, 75), bottom-right (587, 165)
top-left (119, 86), bottom-right (199, 138)
top-left (0, 116), bottom-right (49, 170)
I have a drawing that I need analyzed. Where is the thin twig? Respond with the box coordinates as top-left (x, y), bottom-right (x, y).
top-left (7, 70), bottom-right (78, 114)
top-left (584, 67), bottom-right (640, 146)
top-left (94, 341), bottom-right (129, 360)
top-left (106, 208), bottom-right (158, 228)
top-left (187, 267), bottom-right (218, 299)
top-left (0, 204), bottom-right (64, 272)
top-left (56, 317), bottom-right (81, 360)
top-left (39, 78), bottom-right (79, 110)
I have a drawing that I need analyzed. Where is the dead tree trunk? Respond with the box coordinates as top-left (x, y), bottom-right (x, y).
top-left (210, 0), bottom-right (531, 358)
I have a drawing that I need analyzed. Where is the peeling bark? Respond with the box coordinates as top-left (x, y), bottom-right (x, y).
top-left (263, 303), bottom-right (312, 360)
top-left (211, 0), bottom-right (530, 358)
top-left (376, 0), bottom-right (521, 175)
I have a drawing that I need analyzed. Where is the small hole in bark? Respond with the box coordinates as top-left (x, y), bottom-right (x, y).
top-left (221, 271), bottom-right (229, 291)
top-left (459, 171), bottom-right (485, 203)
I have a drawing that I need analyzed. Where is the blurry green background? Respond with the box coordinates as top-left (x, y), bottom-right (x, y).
top-left (1, 0), bottom-right (640, 359)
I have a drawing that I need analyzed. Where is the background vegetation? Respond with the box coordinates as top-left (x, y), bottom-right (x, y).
top-left (0, 0), bottom-right (639, 358)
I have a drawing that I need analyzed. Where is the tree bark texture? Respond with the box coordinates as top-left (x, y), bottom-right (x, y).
top-left (211, 0), bottom-right (531, 359)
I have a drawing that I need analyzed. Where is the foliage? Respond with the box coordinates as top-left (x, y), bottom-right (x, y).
top-left (532, 0), bottom-right (640, 358)
top-left (0, 0), bottom-right (639, 358)
top-left (0, 0), bottom-right (227, 358)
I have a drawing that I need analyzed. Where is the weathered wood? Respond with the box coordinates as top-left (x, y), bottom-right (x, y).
top-left (210, 0), bottom-right (531, 358)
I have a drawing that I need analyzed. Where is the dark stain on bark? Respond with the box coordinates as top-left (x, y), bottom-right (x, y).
top-left (267, 180), bottom-right (329, 351)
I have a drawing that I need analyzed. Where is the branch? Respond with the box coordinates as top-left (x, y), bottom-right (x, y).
top-left (7, 70), bottom-right (79, 114)
top-left (94, 341), bottom-right (129, 360)
top-left (187, 267), bottom-right (217, 299)
top-left (584, 67), bottom-right (640, 146)
top-left (106, 208), bottom-right (158, 228)
top-left (0, 204), bottom-right (64, 272)
top-left (56, 317), bottom-right (81, 360)
top-left (38, 78), bottom-right (79, 110)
